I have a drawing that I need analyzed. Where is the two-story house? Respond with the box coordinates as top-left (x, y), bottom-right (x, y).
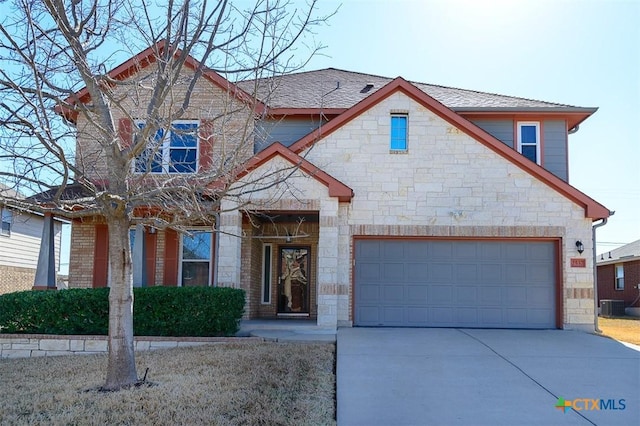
top-left (57, 45), bottom-right (610, 331)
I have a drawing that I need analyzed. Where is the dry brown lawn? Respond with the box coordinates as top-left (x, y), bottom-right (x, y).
top-left (0, 342), bottom-right (335, 426)
top-left (598, 316), bottom-right (640, 345)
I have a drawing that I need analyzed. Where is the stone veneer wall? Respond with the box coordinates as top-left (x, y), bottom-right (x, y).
top-left (0, 265), bottom-right (35, 295)
top-left (300, 92), bottom-right (597, 330)
top-left (0, 335), bottom-right (259, 359)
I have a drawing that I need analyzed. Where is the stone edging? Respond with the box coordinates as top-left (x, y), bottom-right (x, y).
top-left (0, 334), bottom-right (262, 359)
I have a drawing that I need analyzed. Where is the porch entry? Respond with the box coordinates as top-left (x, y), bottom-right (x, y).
top-left (278, 246), bottom-right (310, 315)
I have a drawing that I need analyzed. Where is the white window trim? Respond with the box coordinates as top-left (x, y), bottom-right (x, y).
top-left (261, 244), bottom-right (273, 304)
top-left (516, 121), bottom-right (541, 165)
top-left (1, 207), bottom-right (12, 236)
top-left (614, 264), bottom-right (624, 290)
top-left (178, 229), bottom-right (213, 287)
top-left (390, 113), bottom-right (409, 152)
top-left (133, 119), bottom-right (200, 174)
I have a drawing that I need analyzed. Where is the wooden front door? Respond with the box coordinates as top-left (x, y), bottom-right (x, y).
top-left (278, 247), bottom-right (310, 314)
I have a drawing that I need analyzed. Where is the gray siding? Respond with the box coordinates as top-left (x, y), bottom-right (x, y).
top-left (471, 118), bottom-right (568, 182)
top-left (470, 119), bottom-right (514, 148)
top-left (0, 211), bottom-right (62, 269)
top-left (254, 117), bottom-right (326, 153)
top-left (543, 120), bottom-right (568, 182)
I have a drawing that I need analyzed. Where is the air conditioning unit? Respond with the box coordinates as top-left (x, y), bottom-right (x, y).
top-left (600, 300), bottom-right (625, 317)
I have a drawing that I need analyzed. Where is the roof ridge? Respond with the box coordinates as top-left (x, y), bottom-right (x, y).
top-left (411, 80), bottom-right (581, 108)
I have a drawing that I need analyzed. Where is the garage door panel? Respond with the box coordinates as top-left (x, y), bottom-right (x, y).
top-left (479, 286), bottom-right (502, 304)
top-left (407, 285), bottom-right (428, 303)
top-left (383, 241), bottom-right (406, 260)
top-left (358, 306), bottom-right (381, 324)
top-left (479, 308), bottom-right (504, 324)
top-left (383, 263), bottom-right (404, 280)
top-left (383, 285), bottom-right (404, 302)
top-left (528, 264), bottom-right (554, 282)
top-left (456, 308), bottom-right (478, 324)
top-left (528, 286), bottom-right (554, 304)
top-left (431, 242), bottom-right (453, 259)
top-left (506, 287), bottom-right (527, 305)
top-left (359, 284), bottom-right (382, 302)
top-left (431, 307), bottom-right (454, 324)
top-left (529, 243), bottom-right (554, 260)
top-left (359, 241), bottom-right (381, 258)
top-left (481, 264), bottom-right (502, 281)
top-left (355, 240), bottom-right (556, 329)
top-left (455, 242), bottom-right (478, 258)
top-left (430, 286), bottom-right (453, 304)
top-left (407, 263), bottom-right (428, 279)
top-left (456, 264), bottom-right (478, 282)
top-left (480, 243), bottom-right (502, 260)
top-left (430, 263), bottom-right (453, 281)
top-left (407, 307), bottom-right (428, 324)
top-left (406, 243), bottom-right (429, 260)
top-left (456, 286), bottom-right (478, 304)
top-left (505, 264), bottom-right (527, 283)
top-left (505, 244), bottom-right (528, 261)
top-left (382, 307), bottom-right (404, 325)
top-left (358, 262), bottom-right (381, 281)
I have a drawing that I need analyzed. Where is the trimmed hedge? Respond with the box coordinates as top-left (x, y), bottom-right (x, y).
top-left (0, 287), bottom-right (245, 337)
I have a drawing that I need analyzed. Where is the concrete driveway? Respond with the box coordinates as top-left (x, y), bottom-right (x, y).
top-left (337, 328), bottom-right (640, 426)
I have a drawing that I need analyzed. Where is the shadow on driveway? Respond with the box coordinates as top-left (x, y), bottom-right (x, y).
top-left (337, 328), bottom-right (639, 426)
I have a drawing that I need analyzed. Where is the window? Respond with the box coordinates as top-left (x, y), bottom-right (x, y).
top-left (262, 244), bottom-right (272, 304)
top-left (615, 264), bottom-right (624, 290)
top-left (180, 230), bottom-right (212, 286)
top-left (517, 122), bottom-right (540, 165)
top-left (135, 121), bottom-right (199, 174)
top-left (1, 208), bottom-right (11, 236)
top-left (390, 114), bottom-right (408, 151)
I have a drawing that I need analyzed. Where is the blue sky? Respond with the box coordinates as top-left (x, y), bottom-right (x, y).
top-left (299, 0), bottom-right (639, 254)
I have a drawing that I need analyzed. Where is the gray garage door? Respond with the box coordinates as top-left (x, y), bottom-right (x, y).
top-left (354, 239), bottom-right (556, 328)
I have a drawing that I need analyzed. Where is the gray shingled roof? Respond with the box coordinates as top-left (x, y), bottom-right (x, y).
top-left (238, 68), bottom-right (593, 111)
top-left (597, 239), bottom-right (640, 265)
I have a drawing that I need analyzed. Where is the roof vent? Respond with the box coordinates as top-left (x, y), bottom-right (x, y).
top-left (360, 84), bottom-right (374, 93)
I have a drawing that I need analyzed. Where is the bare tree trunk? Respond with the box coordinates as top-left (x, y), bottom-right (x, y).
top-left (104, 214), bottom-right (137, 390)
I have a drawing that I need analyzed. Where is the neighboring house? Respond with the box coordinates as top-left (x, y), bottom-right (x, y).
top-left (57, 45), bottom-right (611, 331)
top-left (0, 184), bottom-right (63, 294)
top-left (597, 239), bottom-right (640, 316)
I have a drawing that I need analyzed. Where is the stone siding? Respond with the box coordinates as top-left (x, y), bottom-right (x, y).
top-left (290, 92), bottom-right (597, 329)
top-left (0, 334), bottom-right (260, 359)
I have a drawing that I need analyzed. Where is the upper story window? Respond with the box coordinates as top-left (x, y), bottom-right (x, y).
top-left (614, 264), bottom-right (624, 290)
top-left (516, 122), bottom-right (540, 165)
top-left (390, 114), bottom-right (408, 151)
top-left (134, 121), bottom-right (199, 174)
top-left (1, 208), bottom-right (12, 236)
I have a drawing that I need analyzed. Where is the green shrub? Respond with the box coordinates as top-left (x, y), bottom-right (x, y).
top-left (0, 287), bottom-right (244, 336)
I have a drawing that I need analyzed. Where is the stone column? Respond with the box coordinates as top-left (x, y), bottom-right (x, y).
top-left (33, 213), bottom-right (57, 290)
top-left (317, 200), bottom-right (339, 328)
top-left (132, 224), bottom-right (147, 287)
top-left (217, 209), bottom-right (242, 288)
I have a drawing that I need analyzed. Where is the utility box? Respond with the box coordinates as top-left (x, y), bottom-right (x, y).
top-left (601, 300), bottom-right (625, 317)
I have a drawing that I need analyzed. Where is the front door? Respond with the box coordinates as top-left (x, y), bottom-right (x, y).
top-left (278, 247), bottom-right (310, 314)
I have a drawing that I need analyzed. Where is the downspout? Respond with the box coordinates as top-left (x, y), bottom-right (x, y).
top-left (592, 214), bottom-right (612, 333)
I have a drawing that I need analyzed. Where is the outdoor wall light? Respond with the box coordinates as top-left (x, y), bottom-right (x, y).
top-left (575, 240), bottom-right (584, 255)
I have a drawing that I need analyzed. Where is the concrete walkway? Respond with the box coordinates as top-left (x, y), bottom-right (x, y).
top-left (237, 319), bottom-right (336, 343)
top-left (337, 328), bottom-right (640, 426)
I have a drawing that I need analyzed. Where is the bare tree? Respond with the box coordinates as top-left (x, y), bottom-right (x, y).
top-left (0, 0), bottom-right (329, 390)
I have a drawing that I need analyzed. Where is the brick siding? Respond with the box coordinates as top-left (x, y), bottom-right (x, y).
top-left (0, 265), bottom-right (35, 294)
